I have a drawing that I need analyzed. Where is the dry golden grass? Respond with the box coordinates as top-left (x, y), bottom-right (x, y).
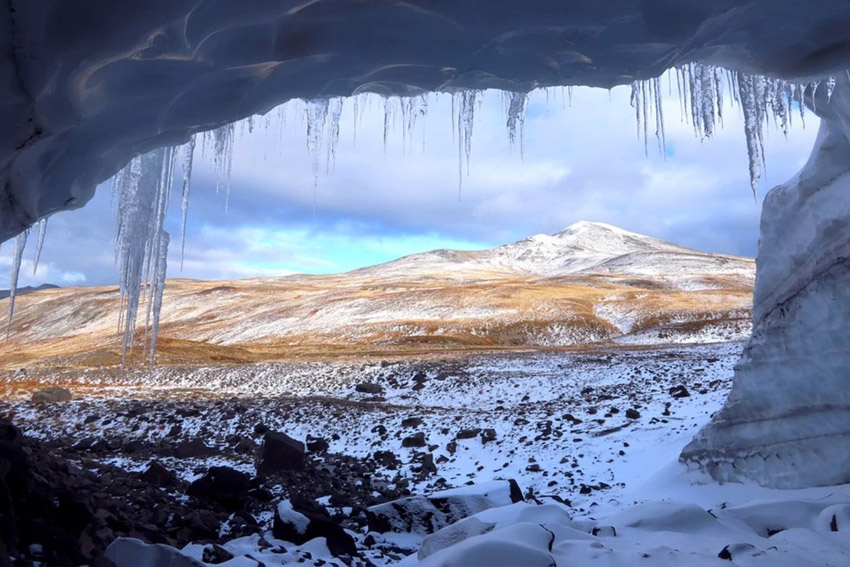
top-left (0, 269), bottom-right (752, 372)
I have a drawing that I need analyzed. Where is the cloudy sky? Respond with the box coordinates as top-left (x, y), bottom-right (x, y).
top-left (2, 72), bottom-right (819, 288)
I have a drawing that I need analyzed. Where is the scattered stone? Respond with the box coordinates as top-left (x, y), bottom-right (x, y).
top-left (625, 408), bottom-right (641, 419)
top-left (202, 543), bottom-right (234, 564)
top-left (355, 383), bottom-right (383, 394)
top-left (401, 417), bottom-right (423, 428)
top-left (174, 438), bottom-right (216, 459)
top-left (456, 428), bottom-right (481, 440)
top-left (306, 436), bottom-right (329, 453)
top-left (273, 497), bottom-right (357, 557)
top-left (480, 428), bottom-right (497, 445)
top-left (31, 387), bottom-right (73, 404)
top-left (257, 431), bottom-right (305, 474)
top-left (373, 450), bottom-right (400, 469)
top-left (187, 466), bottom-right (252, 511)
top-left (140, 460), bottom-right (175, 487)
top-left (402, 432), bottom-right (426, 448)
top-left (669, 385), bottom-right (690, 398)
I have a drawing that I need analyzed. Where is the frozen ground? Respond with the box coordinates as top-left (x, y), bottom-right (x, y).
top-left (3, 340), bottom-right (846, 566)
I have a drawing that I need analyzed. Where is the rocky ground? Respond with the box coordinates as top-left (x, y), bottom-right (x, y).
top-left (0, 342), bottom-right (745, 566)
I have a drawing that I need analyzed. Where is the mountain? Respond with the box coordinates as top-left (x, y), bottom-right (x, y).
top-left (0, 284), bottom-right (59, 301)
top-left (0, 223), bottom-right (754, 370)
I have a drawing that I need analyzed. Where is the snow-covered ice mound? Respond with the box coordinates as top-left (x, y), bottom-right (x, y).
top-left (412, 475), bottom-right (849, 567)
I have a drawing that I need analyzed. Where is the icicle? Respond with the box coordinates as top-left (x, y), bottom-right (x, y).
top-left (326, 97), bottom-right (344, 173)
top-left (455, 90), bottom-right (478, 200)
top-left (505, 91), bottom-right (528, 157)
top-left (32, 218), bottom-right (47, 276)
top-left (304, 99), bottom-right (329, 211)
top-left (653, 77), bottom-right (666, 155)
top-left (6, 229), bottom-right (27, 337)
top-left (738, 74), bottom-right (765, 197)
top-left (824, 76), bottom-right (836, 104)
top-left (382, 97), bottom-right (392, 156)
top-left (212, 124), bottom-right (235, 211)
top-left (179, 136), bottom-right (195, 271)
top-left (148, 230), bottom-right (169, 367)
top-left (114, 146), bottom-right (175, 372)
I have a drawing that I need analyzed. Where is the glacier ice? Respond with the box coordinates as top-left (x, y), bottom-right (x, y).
top-left (681, 75), bottom-right (850, 488)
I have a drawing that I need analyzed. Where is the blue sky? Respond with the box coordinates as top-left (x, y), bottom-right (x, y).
top-left (1, 73), bottom-right (819, 287)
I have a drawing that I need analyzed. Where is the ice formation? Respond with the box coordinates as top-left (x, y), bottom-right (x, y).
top-left (113, 148), bottom-right (175, 369)
top-left (5, 229), bottom-right (27, 336)
top-left (681, 75), bottom-right (850, 488)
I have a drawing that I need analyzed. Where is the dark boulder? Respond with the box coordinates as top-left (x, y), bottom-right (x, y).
top-left (273, 496), bottom-right (357, 557)
top-left (355, 383), bottom-right (383, 394)
top-left (140, 461), bottom-right (175, 487)
top-left (187, 466), bottom-right (252, 511)
top-left (174, 438), bottom-right (217, 459)
top-left (257, 431), bottom-right (305, 474)
top-left (456, 428), bottom-right (481, 440)
top-left (306, 436), bottom-right (329, 453)
top-left (402, 432), bottom-right (426, 448)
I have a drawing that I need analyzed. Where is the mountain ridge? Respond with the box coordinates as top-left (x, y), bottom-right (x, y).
top-left (0, 222), bottom-right (754, 370)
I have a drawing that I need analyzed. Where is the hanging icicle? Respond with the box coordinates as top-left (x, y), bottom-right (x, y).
top-left (505, 91), bottom-right (529, 158)
top-left (32, 218), bottom-right (48, 276)
top-left (180, 136), bottom-right (196, 271)
top-left (6, 229), bottom-right (28, 337)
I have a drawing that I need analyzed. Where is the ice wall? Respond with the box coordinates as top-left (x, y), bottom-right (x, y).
top-left (681, 76), bottom-right (850, 488)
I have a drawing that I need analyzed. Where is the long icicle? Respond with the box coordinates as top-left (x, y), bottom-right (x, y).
top-left (32, 218), bottom-right (48, 276)
top-left (180, 136), bottom-right (196, 271)
top-left (6, 230), bottom-right (28, 337)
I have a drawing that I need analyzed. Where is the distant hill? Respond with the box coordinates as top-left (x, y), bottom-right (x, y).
top-left (0, 284), bottom-right (59, 300)
top-left (0, 223), bottom-right (754, 369)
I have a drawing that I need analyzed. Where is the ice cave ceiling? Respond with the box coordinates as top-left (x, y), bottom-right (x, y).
top-left (3, 0), bottom-right (850, 241)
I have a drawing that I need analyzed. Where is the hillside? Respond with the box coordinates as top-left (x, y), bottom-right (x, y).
top-left (0, 222), bottom-right (754, 370)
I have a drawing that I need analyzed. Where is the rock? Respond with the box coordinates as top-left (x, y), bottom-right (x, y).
top-left (140, 461), bottom-right (175, 487)
top-left (105, 538), bottom-right (205, 567)
top-left (366, 480), bottom-right (524, 535)
top-left (355, 383), bottom-right (383, 394)
top-left (174, 438), bottom-right (216, 459)
top-left (373, 450), bottom-right (400, 468)
top-left (456, 428), bottom-right (481, 440)
top-left (480, 428), bottom-right (497, 445)
top-left (187, 466), bottom-right (252, 511)
top-left (625, 408), bottom-right (641, 419)
top-left (306, 436), bottom-right (329, 453)
top-left (202, 544), bottom-right (234, 564)
top-left (401, 417), bottom-right (423, 428)
top-left (257, 431), bottom-right (305, 474)
top-left (402, 432), bottom-right (426, 448)
top-left (273, 496), bottom-right (357, 557)
top-left (31, 387), bottom-right (73, 403)
top-left (592, 526), bottom-right (617, 537)
top-left (420, 454), bottom-right (437, 475)
top-left (253, 423), bottom-right (268, 435)
top-left (669, 385), bottom-right (690, 398)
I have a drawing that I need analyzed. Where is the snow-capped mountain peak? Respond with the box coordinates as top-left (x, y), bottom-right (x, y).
top-left (353, 221), bottom-right (750, 282)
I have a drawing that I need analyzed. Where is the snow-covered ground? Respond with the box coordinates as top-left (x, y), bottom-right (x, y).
top-left (4, 340), bottom-right (846, 566)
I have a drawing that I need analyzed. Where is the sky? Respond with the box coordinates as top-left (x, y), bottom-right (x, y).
top-left (1, 72), bottom-right (820, 288)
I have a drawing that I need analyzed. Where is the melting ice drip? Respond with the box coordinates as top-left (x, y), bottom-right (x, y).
top-left (2, 64), bottom-right (834, 368)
